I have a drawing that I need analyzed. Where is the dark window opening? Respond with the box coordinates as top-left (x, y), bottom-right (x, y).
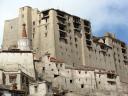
top-left (85, 34), bottom-right (91, 40)
top-left (34, 86), bottom-right (38, 92)
top-left (74, 29), bottom-right (81, 33)
top-left (75, 37), bottom-right (77, 42)
top-left (54, 74), bottom-right (59, 78)
top-left (45, 33), bottom-right (47, 37)
top-left (2, 73), bottom-right (6, 84)
top-left (9, 74), bottom-right (17, 83)
top-left (60, 64), bottom-right (63, 67)
top-left (124, 56), bottom-right (127, 59)
top-left (39, 20), bottom-right (41, 24)
top-left (107, 81), bottom-right (116, 85)
top-left (86, 40), bottom-right (92, 46)
top-left (11, 26), bottom-right (13, 29)
top-left (58, 17), bottom-right (65, 24)
top-left (73, 23), bottom-right (80, 28)
top-left (100, 45), bottom-right (105, 49)
top-left (33, 21), bottom-right (35, 25)
top-left (73, 63), bottom-right (75, 67)
top-left (73, 16), bottom-right (80, 24)
top-left (42, 18), bottom-right (49, 23)
top-left (45, 25), bottom-right (47, 30)
top-left (57, 11), bottom-right (65, 17)
top-left (70, 80), bottom-right (73, 83)
top-left (84, 20), bottom-right (90, 27)
top-left (46, 18), bottom-right (48, 22)
top-left (42, 10), bottom-right (49, 17)
top-left (59, 31), bottom-right (67, 38)
top-left (84, 27), bottom-right (90, 33)
top-left (107, 73), bottom-right (116, 79)
top-left (59, 24), bottom-right (65, 31)
top-left (22, 76), bottom-right (25, 83)
top-left (121, 43), bottom-right (126, 48)
top-left (75, 44), bottom-right (78, 48)
top-left (42, 67), bottom-right (45, 71)
top-left (81, 84), bottom-right (84, 88)
top-left (122, 49), bottom-right (126, 54)
top-left (59, 31), bottom-right (67, 43)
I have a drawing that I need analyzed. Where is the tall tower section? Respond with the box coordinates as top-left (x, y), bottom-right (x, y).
top-left (18, 6), bottom-right (32, 49)
top-left (2, 18), bottom-right (18, 50)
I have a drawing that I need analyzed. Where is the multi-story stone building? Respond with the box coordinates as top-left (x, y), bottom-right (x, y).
top-left (2, 6), bottom-right (128, 95)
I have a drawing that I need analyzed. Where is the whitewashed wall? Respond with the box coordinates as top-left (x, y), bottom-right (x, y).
top-left (0, 52), bottom-right (35, 78)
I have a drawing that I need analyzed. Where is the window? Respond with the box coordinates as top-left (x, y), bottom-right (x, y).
top-left (60, 64), bottom-right (63, 67)
top-left (9, 74), bottom-right (17, 83)
top-left (107, 81), bottom-right (116, 85)
top-left (107, 73), bottom-right (116, 79)
top-left (45, 25), bottom-right (47, 30)
top-left (39, 20), bottom-right (41, 24)
top-left (33, 21), bottom-right (35, 25)
top-left (75, 44), bottom-right (78, 48)
top-left (2, 73), bottom-right (6, 84)
top-left (22, 76), bottom-right (25, 83)
top-left (43, 10), bottom-right (49, 17)
top-left (45, 18), bottom-right (48, 22)
top-left (34, 86), bottom-right (38, 92)
top-left (78, 71), bottom-right (81, 74)
top-left (70, 80), bottom-right (72, 83)
top-left (81, 84), bottom-right (84, 88)
top-left (45, 33), bottom-right (47, 37)
top-left (42, 67), bottom-right (45, 71)
top-left (11, 26), bottom-right (13, 29)
top-left (54, 74), bottom-right (59, 78)
top-left (75, 37), bottom-right (77, 42)
top-left (73, 63), bottom-right (75, 66)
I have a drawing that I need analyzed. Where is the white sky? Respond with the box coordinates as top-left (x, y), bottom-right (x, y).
top-left (0, 0), bottom-right (128, 46)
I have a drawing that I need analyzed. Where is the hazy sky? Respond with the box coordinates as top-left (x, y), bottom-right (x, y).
top-left (0, 0), bottom-right (128, 45)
